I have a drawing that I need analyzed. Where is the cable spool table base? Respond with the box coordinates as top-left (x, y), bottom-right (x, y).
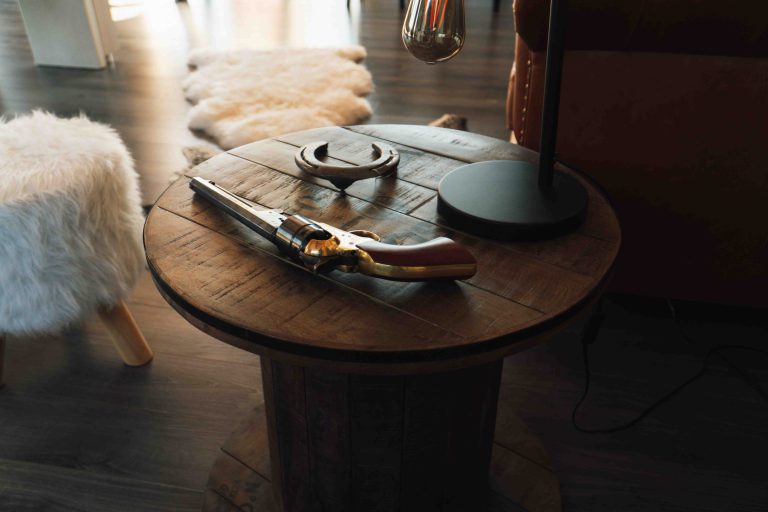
top-left (202, 357), bottom-right (562, 512)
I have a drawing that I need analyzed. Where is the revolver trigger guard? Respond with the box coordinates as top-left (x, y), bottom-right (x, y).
top-left (348, 229), bottom-right (381, 241)
top-left (295, 141), bottom-right (400, 191)
top-left (298, 253), bottom-right (338, 274)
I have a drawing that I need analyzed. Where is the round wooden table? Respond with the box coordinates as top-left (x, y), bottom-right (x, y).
top-left (144, 125), bottom-right (621, 512)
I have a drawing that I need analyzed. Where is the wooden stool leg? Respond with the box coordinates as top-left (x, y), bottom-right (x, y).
top-left (98, 300), bottom-right (154, 367)
top-left (0, 335), bottom-right (5, 388)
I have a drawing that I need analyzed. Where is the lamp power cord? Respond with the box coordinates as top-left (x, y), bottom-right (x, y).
top-left (571, 299), bottom-right (768, 434)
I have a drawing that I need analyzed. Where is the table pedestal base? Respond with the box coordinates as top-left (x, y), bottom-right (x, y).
top-left (203, 358), bottom-right (561, 512)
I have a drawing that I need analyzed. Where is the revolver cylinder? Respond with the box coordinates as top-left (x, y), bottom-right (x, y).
top-left (274, 215), bottom-right (332, 259)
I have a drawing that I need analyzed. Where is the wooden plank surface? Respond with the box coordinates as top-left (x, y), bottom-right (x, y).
top-left (275, 127), bottom-right (469, 191)
top-left (348, 125), bottom-right (534, 164)
top-left (165, 155), bottom-right (595, 315)
top-left (146, 125), bottom-right (620, 368)
top-left (273, 127), bottom-right (618, 272)
top-left (146, 207), bottom-right (465, 353)
top-left (344, 125), bottom-right (620, 242)
top-left (230, 138), bottom-right (437, 216)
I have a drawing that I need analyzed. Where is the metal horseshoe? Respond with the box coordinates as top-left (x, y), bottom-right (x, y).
top-left (295, 141), bottom-right (400, 191)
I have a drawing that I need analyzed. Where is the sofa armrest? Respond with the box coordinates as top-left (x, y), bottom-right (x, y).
top-left (514, 0), bottom-right (768, 58)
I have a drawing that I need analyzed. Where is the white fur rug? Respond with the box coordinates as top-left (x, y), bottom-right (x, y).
top-left (183, 46), bottom-right (374, 150)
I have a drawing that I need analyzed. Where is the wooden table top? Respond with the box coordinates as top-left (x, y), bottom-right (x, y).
top-left (145, 125), bottom-right (620, 373)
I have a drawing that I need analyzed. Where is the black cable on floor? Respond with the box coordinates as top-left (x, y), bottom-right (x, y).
top-left (571, 299), bottom-right (768, 434)
top-left (667, 299), bottom-right (768, 403)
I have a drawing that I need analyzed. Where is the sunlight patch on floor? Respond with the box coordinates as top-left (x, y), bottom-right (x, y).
top-left (112, 0), bottom-right (357, 50)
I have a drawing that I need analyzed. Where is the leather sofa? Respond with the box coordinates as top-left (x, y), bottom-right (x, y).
top-left (507, 0), bottom-right (768, 307)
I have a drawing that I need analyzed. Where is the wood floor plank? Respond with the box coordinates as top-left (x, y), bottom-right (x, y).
top-left (489, 444), bottom-right (561, 512)
top-left (0, 340), bottom-right (257, 491)
top-left (221, 405), bottom-right (272, 481)
top-left (2, 271), bottom-right (767, 512)
top-left (202, 489), bottom-right (243, 512)
top-left (0, 0), bottom-right (516, 205)
top-left (206, 453), bottom-right (276, 512)
top-left (0, 458), bottom-right (202, 512)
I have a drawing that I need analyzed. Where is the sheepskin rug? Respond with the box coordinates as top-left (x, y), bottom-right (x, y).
top-left (183, 46), bottom-right (374, 149)
top-left (0, 111), bottom-right (146, 335)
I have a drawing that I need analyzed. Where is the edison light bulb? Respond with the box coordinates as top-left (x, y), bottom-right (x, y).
top-left (402, 0), bottom-right (465, 64)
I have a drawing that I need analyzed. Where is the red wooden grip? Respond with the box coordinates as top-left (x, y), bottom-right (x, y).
top-left (356, 237), bottom-right (477, 280)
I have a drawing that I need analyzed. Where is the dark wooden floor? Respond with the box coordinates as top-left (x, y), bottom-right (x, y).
top-left (3, 273), bottom-right (767, 511)
top-left (0, 0), bottom-right (515, 205)
top-left (2, 1), bottom-right (768, 511)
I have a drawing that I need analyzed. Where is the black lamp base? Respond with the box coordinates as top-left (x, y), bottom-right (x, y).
top-left (437, 160), bottom-right (588, 240)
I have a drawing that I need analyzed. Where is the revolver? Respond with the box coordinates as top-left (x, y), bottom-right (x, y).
top-left (189, 177), bottom-right (477, 281)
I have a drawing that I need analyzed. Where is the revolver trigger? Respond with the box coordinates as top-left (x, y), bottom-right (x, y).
top-left (349, 229), bottom-right (381, 241)
top-left (306, 258), bottom-right (337, 274)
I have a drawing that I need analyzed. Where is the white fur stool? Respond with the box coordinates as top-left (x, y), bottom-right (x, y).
top-left (0, 111), bottom-right (153, 386)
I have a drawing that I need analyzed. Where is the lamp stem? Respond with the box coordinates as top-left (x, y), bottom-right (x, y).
top-left (537, 0), bottom-right (568, 190)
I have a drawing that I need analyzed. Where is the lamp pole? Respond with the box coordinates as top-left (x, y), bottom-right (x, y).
top-left (538, 0), bottom-right (567, 189)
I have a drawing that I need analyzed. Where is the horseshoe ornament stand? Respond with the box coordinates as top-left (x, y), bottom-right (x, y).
top-left (295, 141), bottom-right (400, 190)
